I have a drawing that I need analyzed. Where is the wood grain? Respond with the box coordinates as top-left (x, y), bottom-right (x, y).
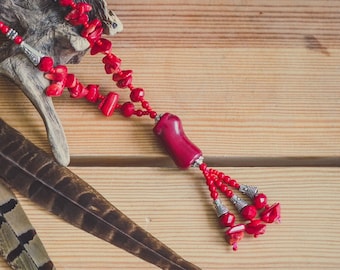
top-left (0, 0), bottom-right (339, 269)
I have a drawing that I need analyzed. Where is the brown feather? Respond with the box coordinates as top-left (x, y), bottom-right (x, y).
top-left (0, 118), bottom-right (201, 270)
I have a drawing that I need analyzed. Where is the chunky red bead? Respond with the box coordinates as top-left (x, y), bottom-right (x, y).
top-left (69, 82), bottom-right (88, 98)
top-left (153, 113), bottom-right (202, 169)
top-left (219, 212), bottom-right (236, 227)
top-left (102, 54), bottom-right (121, 74)
top-left (245, 220), bottom-right (266, 238)
top-left (241, 205), bottom-right (257, 220)
top-left (90, 38), bottom-right (112, 55)
top-left (45, 83), bottom-right (64, 97)
top-left (81, 18), bottom-right (103, 44)
top-left (113, 70), bottom-right (133, 88)
top-left (254, 193), bottom-right (268, 209)
top-left (85, 85), bottom-right (100, 103)
top-left (65, 74), bottom-right (77, 88)
top-left (261, 203), bottom-right (281, 223)
top-left (98, 92), bottom-right (119, 116)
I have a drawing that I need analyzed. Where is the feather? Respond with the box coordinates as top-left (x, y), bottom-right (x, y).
top-left (0, 179), bottom-right (55, 270)
top-left (0, 119), bottom-right (201, 270)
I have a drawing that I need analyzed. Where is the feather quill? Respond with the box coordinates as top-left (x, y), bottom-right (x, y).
top-left (0, 118), bottom-right (201, 270)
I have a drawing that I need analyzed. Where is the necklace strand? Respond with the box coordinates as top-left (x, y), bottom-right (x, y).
top-left (0, 0), bottom-right (280, 251)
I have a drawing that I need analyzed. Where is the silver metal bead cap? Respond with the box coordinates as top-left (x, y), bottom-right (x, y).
top-left (239, 184), bottom-right (258, 199)
top-left (230, 195), bottom-right (248, 212)
top-left (213, 199), bottom-right (229, 217)
top-left (19, 42), bottom-right (46, 66)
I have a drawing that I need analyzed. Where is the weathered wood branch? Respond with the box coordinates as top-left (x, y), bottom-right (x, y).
top-left (0, 0), bottom-right (123, 166)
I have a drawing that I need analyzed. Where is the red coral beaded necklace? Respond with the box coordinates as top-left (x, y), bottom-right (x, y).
top-left (0, 0), bottom-right (280, 251)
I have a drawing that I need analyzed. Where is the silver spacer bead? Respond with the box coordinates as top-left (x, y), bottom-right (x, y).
top-left (230, 194), bottom-right (248, 212)
top-left (239, 184), bottom-right (258, 199)
top-left (6, 28), bottom-right (18, 41)
top-left (213, 199), bottom-right (229, 217)
top-left (19, 41), bottom-right (46, 66)
top-left (192, 156), bottom-right (204, 168)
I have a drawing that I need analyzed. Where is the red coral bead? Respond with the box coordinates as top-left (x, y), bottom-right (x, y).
top-left (14, 35), bottom-right (23, 44)
top-left (219, 212), bottom-right (236, 227)
top-left (241, 205), bottom-right (257, 220)
top-left (81, 18), bottom-right (103, 44)
top-left (38, 57), bottom-right (54, 72)
top-left (45, 83), bottom-right (64, 97)
top-left (120, 102), bottom-right (135, 117)
top-left (59, 0), bottom-right (74, 7)
top-left (130, 88), bottom-right (145, 102)
top-left (1, 25), bottom-right (9, 34)
top-left (254, 193), bottom-right (268, 209)
top-left (85, 85), bottom-right (100, 103)
top-left (98, 92), bottom-right (119, 116)
top-left (113, 70), bottom-right (133, 82)
top-left (90, 38), bottom-right (112, 55)
top-left (69, 83), bottom-right (88, 98)
top-left (103, 54), bottom-right (121, 74)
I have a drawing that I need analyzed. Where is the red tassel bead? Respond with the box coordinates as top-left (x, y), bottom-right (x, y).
top-left (245, 220), bottom-right (266, 238)
top-left (254, 193), bottom-right (268, 209)
top-left (219, 212), bottom-right (236, 228)
top-left (260, 203), bottom-right (281, 223)
top-left (225, 224), bottom-right (245, 251)
top-left (98, 92), bottom-right (119, 116)
top-left (241, 205), bottom-right (257, 220)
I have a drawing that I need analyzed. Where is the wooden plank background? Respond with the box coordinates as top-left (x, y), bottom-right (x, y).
top-left (0, 0), bottom-right (339, 269)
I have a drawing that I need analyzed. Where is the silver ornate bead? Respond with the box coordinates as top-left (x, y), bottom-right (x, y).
top-left (239, 184), bottom-right (258, 199)
top-left (213, 199), bottom-right (229, 217)
top-left (230, 195), bottom-right (248, 212)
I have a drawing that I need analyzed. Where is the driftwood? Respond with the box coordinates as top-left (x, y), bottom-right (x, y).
top-left (0, 0), bottom-right (123, 166)
top-left (0, 118), bottom-right (201, 270)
